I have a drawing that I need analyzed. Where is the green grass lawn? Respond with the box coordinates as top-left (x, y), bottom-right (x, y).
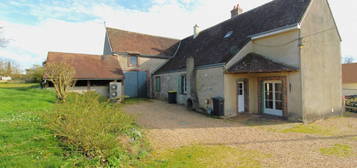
top-left (0, 84), bottom-right (78, 167)
top-left (142, 145), bottom-right (269, 168)
top-left (320, 144), bottom-right (354, 158)
top-left (0, 84), bottom-right (150, 168)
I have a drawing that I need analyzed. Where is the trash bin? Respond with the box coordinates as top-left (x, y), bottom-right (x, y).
top-left (168, 91), bottom-right (177, 104)
top-left (212, 97), bottom-right (224, 116)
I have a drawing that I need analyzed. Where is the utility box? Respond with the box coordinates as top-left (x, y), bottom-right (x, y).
top-left (109, 82), bottom-right (122, 100)
top-left (212, 97), bottom-right (224, 116)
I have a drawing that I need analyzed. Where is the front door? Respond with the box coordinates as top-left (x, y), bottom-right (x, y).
top-left (263, 81), bottom-right (283, 116)
top-left (237, 82), bottom-right (245, 113)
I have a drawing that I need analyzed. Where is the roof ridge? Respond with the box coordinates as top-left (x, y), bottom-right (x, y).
top-left (48, 51), bottom-right (102, 57)
top-left (343, 62), bottom-right (357, 65)
top-left (185, 0), bottom-right (280, 39)
top-left (106, 27), bottom-right (180, 41)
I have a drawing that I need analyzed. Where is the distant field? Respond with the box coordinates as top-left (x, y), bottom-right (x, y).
top-left (0, 83), bottom-right (39, 88)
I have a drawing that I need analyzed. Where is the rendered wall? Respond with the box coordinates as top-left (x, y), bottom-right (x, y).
top-left (116, 55), bottom-right (167, 74)
top-left (153, 71), bottom-right (187, 105)
top-left (70, 86), bottom-right (109, 97)
top-left (300, 0), bottom-right (343, 122)
top-left (153, 67), bottom-right (224, 112)
top-left (196, 67), bottom-right (225, 111)
top-left (225, 30), bottom-right (302, 119)
top-left (224, 72), bottom-right (302, 120)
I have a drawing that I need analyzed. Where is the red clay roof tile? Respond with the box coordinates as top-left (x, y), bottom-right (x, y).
top-left (106, 27), bottom-right (179, 56)
top-left (45, 52), bottom-right (123, 80)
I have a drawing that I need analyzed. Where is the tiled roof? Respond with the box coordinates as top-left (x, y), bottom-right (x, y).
top-left (155, 0), bottom-right (311, 74)
top-left (45, 52), bottom-right (124, 80)
top-left (342, 63), bottom-right (357, 83)
top-left (226, 53), bottom-right (298, 73)
top-left (106, 27), bottom-right (179, 56)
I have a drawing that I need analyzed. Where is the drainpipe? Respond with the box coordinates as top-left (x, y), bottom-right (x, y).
top-left (186, 55), bottom-right (199, 110)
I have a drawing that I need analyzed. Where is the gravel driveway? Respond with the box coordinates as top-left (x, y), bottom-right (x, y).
top-left (123, 100), bottom-right (357, 168)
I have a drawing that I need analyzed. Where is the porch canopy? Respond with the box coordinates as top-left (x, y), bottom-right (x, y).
top-left (226, 53), bottom-right (298, 74)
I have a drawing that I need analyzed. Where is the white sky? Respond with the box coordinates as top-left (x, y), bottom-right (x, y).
top-left (0, 0), bottom-right (356, 69)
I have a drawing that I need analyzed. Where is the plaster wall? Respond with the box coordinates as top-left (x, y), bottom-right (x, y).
top-left (300, 0), bottom-right (343, 122)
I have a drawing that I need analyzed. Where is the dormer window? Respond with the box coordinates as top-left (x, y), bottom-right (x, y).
top-left (128, 56), bottom-right (138, 67)
top-left (224, 31), bottom-right (234, 38)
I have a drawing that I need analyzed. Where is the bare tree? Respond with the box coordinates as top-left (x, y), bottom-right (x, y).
top-left (343, 57), bottom-right (355, 64)
top-left (45, 62), bottom-right (75, 102)
top-left (0, 58), bottom-right (21, 76)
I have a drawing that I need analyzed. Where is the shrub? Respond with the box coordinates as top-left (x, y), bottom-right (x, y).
top-left (25, 65), bottom-right (44, 83)
top-left (43, 92), bottom-right (148, 167)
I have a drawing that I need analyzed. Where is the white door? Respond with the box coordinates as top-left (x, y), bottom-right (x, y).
top-left (237, 82), bottom-right (245, 113)
top-left (263, 81), bottom-right (283, 116)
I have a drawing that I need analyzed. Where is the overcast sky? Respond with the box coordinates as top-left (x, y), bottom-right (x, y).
top-left (0, 0), bottom-right (356, 69)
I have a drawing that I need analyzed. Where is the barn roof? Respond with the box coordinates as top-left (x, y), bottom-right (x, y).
top-left (342, 63), bottom-right (357, 83)
top-left (106, 27), bottom-right (179, 57)
top-left (45, 52), bottom-right (124, 80)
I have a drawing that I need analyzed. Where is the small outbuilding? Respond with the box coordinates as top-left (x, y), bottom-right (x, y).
top-left (342, 63), bottom-right (357, 96)
top-left (44, 52), bottom-right (124, 98)
top-left (0, 76), bottom-right (12, 81)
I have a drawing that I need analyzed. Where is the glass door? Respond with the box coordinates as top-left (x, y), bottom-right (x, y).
top-left (263, 81), bottom-right (283, 116)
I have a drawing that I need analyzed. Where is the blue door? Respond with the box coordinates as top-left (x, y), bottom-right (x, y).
top-left (124, 71), bottom-right (147, 98)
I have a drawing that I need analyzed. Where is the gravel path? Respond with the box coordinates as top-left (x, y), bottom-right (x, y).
top-left (123, 100), bottom-right (357, 168)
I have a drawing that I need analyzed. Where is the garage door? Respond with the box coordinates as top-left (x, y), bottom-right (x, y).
top-left (124, 71), bottom-right (147, 98)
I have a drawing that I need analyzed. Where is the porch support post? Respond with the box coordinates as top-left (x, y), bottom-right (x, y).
top-left (87, 80), bottom-right (91, 91)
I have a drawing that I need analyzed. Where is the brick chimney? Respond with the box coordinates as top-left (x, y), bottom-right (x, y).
top-left (193, 24), bottom-right (200, 39)
top-left (231, 4), bottom-right (243, 18)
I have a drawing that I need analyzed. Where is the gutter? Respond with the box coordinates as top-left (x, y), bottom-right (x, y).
top-left (154, 63), bottom-right (225, 75)
top-left (43, 77), bottom-right (123, 81)
top-left (249, 24), bottom-right (301, 40)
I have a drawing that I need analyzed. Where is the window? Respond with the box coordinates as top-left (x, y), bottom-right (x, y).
top-left (224, 31), bottom-right (233, 38)
top-left (128, 56), bottom-right (138, 66)
top-left (238, 83), bottom-right (243, 95)
top-left (155, 76), bottom-right (161, 92)
top-left (181, 75), bottom-right (187, 94)
top-left (264, 81), bottom-right (283, 110)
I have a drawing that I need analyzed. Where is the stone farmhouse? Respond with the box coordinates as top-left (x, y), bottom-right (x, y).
top-left (45, 0), bottom-right (342, 122)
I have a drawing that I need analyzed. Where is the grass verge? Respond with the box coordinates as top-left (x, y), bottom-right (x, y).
top-left (123, 98), bottom-right (151, 105)
top-left (279, 124), bottom-right (336, 136)
top-left (320, 144), bottom-right (354, 157)
top-left (142, 145), bottom-right (269, 168)
top-left (0, 83), bottom-right (39, 88)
